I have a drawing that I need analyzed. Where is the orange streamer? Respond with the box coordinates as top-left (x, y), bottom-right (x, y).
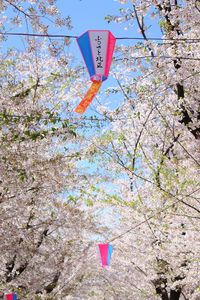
top-left (75, 81), bottom-right (102, 114)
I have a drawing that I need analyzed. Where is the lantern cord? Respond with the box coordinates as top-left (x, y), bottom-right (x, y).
top-left (1, 31), bottom-right (200, 43)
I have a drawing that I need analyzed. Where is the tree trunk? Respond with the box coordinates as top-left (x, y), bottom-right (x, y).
top-left (170, 289), bottom-right (181, 300)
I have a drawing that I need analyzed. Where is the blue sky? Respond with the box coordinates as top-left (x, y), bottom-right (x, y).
top-left (58, 0), bottom-right (129, 36)
top-left (2, 0), bottom-right (161, 48)
top-left (57, 0), bottom-right (136, 37)
top-left (57, 0), bottom-right (161, 38)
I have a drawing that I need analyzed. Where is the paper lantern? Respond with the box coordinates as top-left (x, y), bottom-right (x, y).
top-left (6, 293), bottom-right (17, 300)
top-left (75, 30), bottom-right (116, 113)
top-left (98, 243), bottom-right (113, 267)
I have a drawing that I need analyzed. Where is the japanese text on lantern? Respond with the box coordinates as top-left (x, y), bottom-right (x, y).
top-left (95, 35), bottom-right (103, 68)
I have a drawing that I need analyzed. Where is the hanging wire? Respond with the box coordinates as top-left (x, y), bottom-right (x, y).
top-left (0, 32), bottom-right (78, 39)
top-left (1, 32), bottom-right (200, 61)
top-left (115, 55), bottom-right (200, 61)
top-left (1, 31), bottom-right (200, 43)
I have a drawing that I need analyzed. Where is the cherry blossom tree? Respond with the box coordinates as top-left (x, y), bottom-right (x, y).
top-left (1, 0), bottom-right (200, 299)
top-left (72, 1), bottom-right (200, 299)
top-left (0, 1), bottom-right (100, 298)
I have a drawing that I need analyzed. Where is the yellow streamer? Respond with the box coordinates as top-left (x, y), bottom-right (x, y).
top-left (75, 81), bottom-right (102, 114)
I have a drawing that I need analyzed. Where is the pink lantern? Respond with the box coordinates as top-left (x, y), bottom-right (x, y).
top-left (6, 293), bottom-right (17, 300)
top-left (75, 30), bottom-right (116, 114)
top-left (98, 243), bottom-right (113, 267)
